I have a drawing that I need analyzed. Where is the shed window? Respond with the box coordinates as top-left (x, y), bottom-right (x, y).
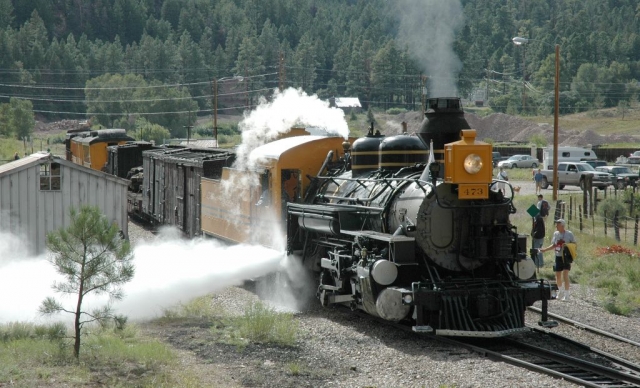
top-left (40, 162), bottom-right (61, 191)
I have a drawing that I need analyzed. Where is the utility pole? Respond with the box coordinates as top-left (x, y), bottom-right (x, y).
top-left (213, 79), bottom-right (218, 146)
top-left (279, 52), bottom-right (285, 92)
top-left (184, 110), bottom-right (193, 145)
top-left (522, 44), bottom-right (527, 112)
top-left (421, 75), bottom-right (428, 115)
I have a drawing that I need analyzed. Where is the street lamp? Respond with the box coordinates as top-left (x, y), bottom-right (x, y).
top-left (212, 76), bottom-right (243, 146)
top-left (513, 38), bottom-right (527, 112)
top-left (512, 37), bottom-right (560, 202)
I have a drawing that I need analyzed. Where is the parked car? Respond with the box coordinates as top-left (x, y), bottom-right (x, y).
top-left (492, 151), bottom-right (509, 167)
top-left (497, 154), bottom-right (539, 169)
top-left (595, 165), bottom-right (639, 189)
top-left (581, 159), bottom-right (607, 168)
top-left (540, 162), bottom-right (611, 190)
top-left (628, 151), bottom-right (640, 164)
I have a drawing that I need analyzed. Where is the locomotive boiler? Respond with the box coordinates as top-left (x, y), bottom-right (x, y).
top-left (286, 97), bottom-right (554, 336)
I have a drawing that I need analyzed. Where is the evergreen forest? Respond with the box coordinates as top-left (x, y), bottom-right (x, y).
top-left (1, 0), bottom-right (640, 138)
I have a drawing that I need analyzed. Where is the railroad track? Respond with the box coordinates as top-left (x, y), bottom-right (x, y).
top-left (354, 307), bottom-right (640, 387)
top-left (527, 306), bottom-right (640, 348)
top-left (446, 335), bottom-right (640, 388)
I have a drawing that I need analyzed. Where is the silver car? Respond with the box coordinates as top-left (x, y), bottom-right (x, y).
top-left (497, 154), bottom-right (540, 169)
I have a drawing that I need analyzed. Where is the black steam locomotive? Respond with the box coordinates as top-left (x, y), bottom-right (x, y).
top-left (286, 98), bottom-right (555, 336)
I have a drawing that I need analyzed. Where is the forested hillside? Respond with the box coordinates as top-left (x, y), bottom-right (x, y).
top-left (1, 0), bottom-right (639, 138)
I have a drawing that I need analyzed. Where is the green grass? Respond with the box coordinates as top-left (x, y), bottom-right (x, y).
top-left (0, 135), bottom-right (66, 164)
top-left (510, 191), bottom-right (640, 315)
top-left (207, 301), bottom-right (299, 349)
top-left (0, 321), bottom-right (203, 387)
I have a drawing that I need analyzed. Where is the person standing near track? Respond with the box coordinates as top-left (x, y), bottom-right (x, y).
top-left (496, 167), bottom-right (508, 195)
top-left (531, 214), bottom-right (545, 267)
top-left (537, 194), bottom-right (550, 220)
top-left (534, 168), bottom-right (544, 195)
top-left (539, 219), bottom-right (576, 301)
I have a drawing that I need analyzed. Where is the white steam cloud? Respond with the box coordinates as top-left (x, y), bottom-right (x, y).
top-left (395, 0), bottom-right (465, 97)
top-left (0, 229), bottom-right (285, 324)
top-left (235, 87), bottom-right (349, 170)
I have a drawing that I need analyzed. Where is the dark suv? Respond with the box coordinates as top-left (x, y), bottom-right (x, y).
top-left (595, 166), bottom-right (639, 189)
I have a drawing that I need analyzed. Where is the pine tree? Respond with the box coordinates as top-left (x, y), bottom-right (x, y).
top-left (39, 206), bottom-right (134, 359)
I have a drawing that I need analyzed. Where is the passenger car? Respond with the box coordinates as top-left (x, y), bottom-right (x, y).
top-left (595, 165), bottom-right (639, 189)
top-left (497, 154), bottom-right (539, 169)
top-left (628, 151), bottom-right (640, 164)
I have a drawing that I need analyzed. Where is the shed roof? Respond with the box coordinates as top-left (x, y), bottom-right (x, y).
top-left (0, 152), bottom-right (129, 186)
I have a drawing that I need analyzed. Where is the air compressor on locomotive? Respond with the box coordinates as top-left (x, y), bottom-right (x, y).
top-left (283, 97), bottom-right (555, 336)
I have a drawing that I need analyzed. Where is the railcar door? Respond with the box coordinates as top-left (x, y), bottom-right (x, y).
top-left (176, 164), bottom-right (186, 232)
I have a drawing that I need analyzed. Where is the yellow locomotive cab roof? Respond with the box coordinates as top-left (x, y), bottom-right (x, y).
top-left (249, 135), bottom-right (345, 164)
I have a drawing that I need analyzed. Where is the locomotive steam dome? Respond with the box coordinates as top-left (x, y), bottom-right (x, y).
top-left (418, 97), bottom-right (471, 155)
top-left (351, 131), bottom-right (384, 176)
top-left (378, 134), bottom-right (427, 172)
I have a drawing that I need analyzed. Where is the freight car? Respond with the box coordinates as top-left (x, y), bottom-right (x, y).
top-left (132, 147), bottom-right (236, 237)
top-left (201, 97), bottom-right (556, 337)
top-left (104, 141), bottom-right (156, 179)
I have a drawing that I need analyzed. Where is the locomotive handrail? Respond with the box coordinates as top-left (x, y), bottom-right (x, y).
top-left (306, 201), bottom-right (385, 213)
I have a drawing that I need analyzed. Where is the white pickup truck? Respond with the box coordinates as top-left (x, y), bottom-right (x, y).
top-left (540, 162), bottom-right (611, 190)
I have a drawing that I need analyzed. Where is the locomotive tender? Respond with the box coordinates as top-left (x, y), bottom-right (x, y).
top-left (202, 97), bottom-right (555, 337)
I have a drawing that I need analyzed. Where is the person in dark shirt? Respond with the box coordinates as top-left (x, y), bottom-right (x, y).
top-left (531, 214), bottom-right (545, 267)
top-left (537, 194), bottom-right (550, 220)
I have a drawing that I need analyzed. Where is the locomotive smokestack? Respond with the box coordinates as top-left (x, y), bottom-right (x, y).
top-left (418, 97), bottom-right (471, 163)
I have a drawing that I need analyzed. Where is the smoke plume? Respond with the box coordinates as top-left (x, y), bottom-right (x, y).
top-left (394, 0), bottom-right (465, 97)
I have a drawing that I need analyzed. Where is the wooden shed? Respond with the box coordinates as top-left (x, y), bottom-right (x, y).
top-left (0, 152), bottom-right (129, 254)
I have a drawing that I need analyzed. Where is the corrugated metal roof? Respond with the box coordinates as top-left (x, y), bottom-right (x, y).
top-left (179, 139), bottom-right (218, 148)
top-left (0, 151), bottom-right (129, 186)
top-left (0, 152), bottom-right (51, 175)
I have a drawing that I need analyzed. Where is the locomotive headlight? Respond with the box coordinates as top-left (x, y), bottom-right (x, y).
top-left (463, 154), bottom-right (483, 174)
top-left (403, 294), bottom-right (413, 304)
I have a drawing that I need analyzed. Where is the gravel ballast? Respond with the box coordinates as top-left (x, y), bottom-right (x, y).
top-left (127, 185), bottom-right (639, 388)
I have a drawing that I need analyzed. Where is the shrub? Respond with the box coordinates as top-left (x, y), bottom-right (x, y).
top-left (597, 197), bottom-right (627, 225)
top-left (238, 302), bottom-right (298, 346)
top-left (386, 107), bottom-right (407, 115)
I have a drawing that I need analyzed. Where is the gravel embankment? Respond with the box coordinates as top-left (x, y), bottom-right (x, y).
top-left (127, 189), bottom-right (640, 388)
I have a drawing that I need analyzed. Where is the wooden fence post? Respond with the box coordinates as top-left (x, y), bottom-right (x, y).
top-left (604, 210), bottom-right (607, 237)
top-left (579, 204), bottom-right (583, 232)
top-left (583, 186), bottom-right (588, 219)
top-left (614, 210), bottom-right (620, 242)
top-left (635, 215), bottom-right (639, 246)
top-left (569, 195), bottom-right (573, 221)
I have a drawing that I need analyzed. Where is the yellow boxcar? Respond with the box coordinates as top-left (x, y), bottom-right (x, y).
top-left (71, 129), bottom-right (134, 171)
top-left (201, 135), bottom-right (353, 248)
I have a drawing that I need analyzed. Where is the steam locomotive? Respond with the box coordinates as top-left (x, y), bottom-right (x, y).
top-left (202, 97), bottom-right (556, 337)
